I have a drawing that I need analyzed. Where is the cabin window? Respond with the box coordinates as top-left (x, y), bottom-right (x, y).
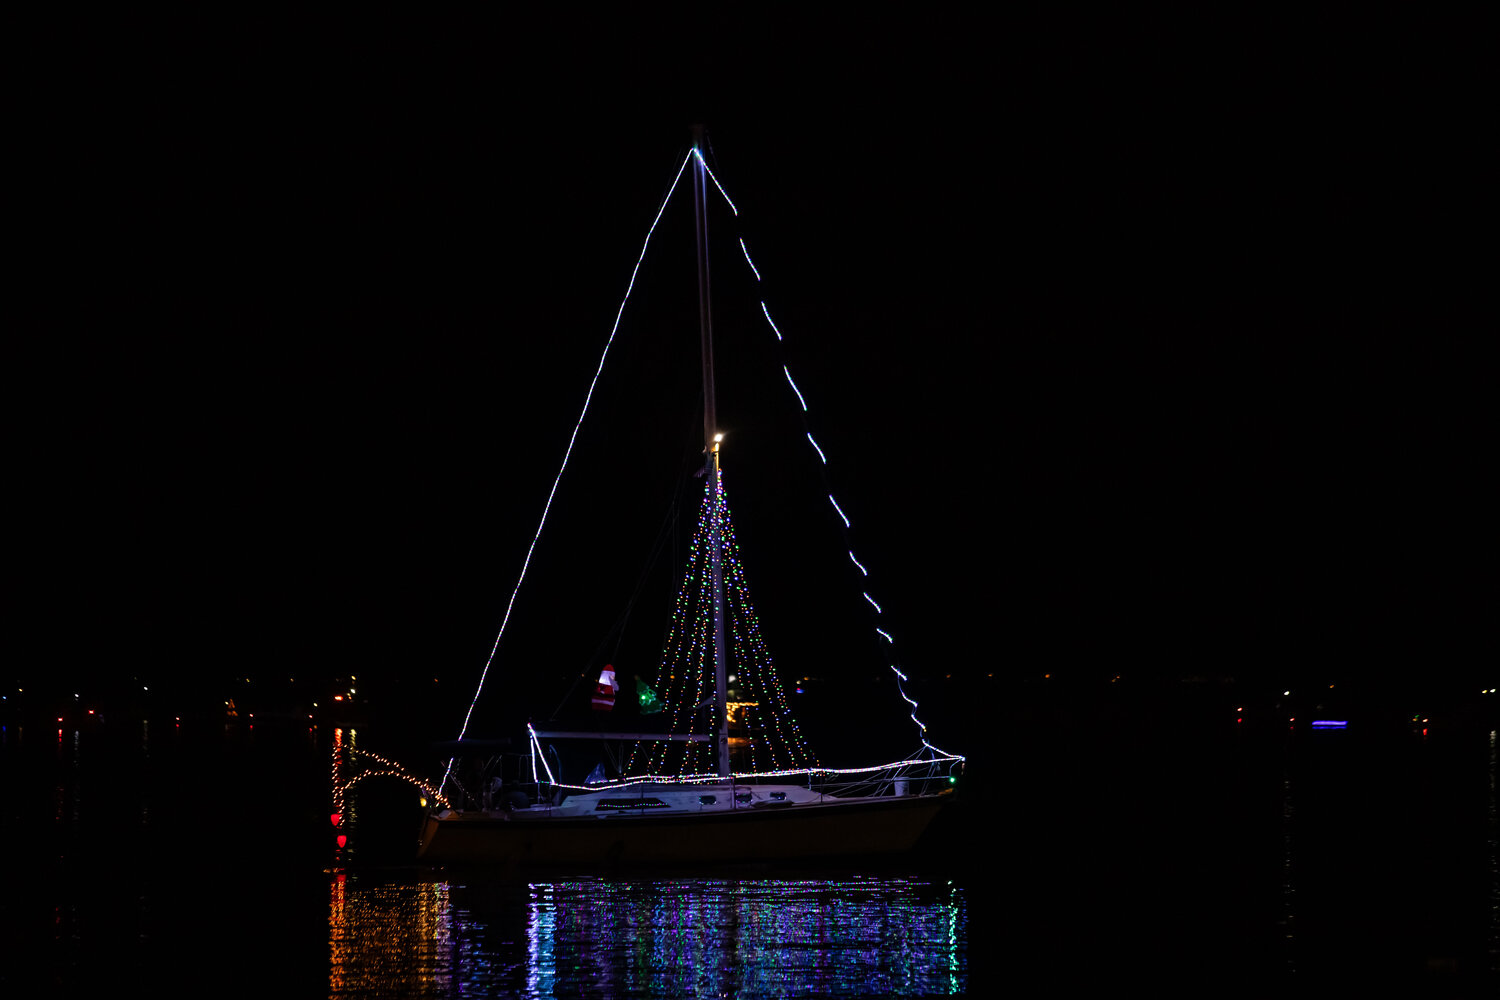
top-left (769, 792), bottom-right (786, 801)
top-left (698, 795), bottom-right (716, 805)
top-left (594, 798), bottom-right (669, 811)
top-left (735, 793), bottom-right (752, 804)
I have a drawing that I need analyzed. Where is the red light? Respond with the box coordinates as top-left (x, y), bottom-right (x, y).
top-left (87, 710), bottom-right (94, 715)
top-left (330, 813), bottom-right (342, 827)
top-left (336, 835), bottom-right (347, 849)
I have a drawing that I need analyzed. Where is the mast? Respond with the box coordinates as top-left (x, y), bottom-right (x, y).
top-left (693, 125), bottom-right (732, 779)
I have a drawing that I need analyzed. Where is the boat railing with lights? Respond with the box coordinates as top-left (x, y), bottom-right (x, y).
top-left (430, 736), bottom-right (962, 819)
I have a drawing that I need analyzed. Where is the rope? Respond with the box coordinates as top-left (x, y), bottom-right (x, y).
top-left (438, 148), bottom-right (696, 798)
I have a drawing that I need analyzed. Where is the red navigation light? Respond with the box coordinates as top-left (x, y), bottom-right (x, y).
top-left (330, 813), bottom-right (342, 827)
top-left (336, 835), bottom-right (347, 849)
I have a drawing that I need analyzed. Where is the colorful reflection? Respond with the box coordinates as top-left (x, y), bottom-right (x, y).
top-left (328, 871), bottom-right (965, 997)
top-left (328, 873), bottom-right (459, 996)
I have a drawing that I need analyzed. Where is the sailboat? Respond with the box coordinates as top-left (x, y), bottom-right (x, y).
top-left (400, 130), bottom-right (963, 866)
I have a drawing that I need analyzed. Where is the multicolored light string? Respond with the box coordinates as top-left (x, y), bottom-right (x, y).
top-left (632, 486), bottom-right (712, 776)
top-left (697, 150), bottom-right (962, 763)
top-left (439, 148), bottom-right (696, 798)
top-left (627, 472), bottom-right (816, 778)
top-left (720, 479), bottom-right (816, 771)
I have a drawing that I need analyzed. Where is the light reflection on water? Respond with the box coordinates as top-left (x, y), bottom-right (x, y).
top-left (329, 875), bottom-right (464, 997)
top-left (327, 871), bottom-right (967, 998)
top-left (15, 717), bottom-right (1500, 991)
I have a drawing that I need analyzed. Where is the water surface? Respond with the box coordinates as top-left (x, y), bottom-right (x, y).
top-left (6, 708), bottom-right (1497, 994)
top-left (328, 870), bottom-right (966, 997)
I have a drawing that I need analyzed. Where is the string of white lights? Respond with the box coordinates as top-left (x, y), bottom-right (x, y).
top-left (783, 366), bottom-right (808, 411)
top-left (828, 494), bottom-right (850, 528)
top-left (528, 724), bottom-right (558, 785)
top-left (693, 148), bottom-right (738, 215)
top-left (806, 433), bottom-right (828, 465)
top-left (696, 149), bottom-right (962, 764)
top-left (340, 770), bottom-right (445, 805)
top-left (760, 301), bottom-right (784, 341)
top-left (526, 752), bottom-right (965, 793)
top-left (333, 746), bottom-right (449, 810)
top-left (739, 238), bottom-right (761, 281)
top-left (438, 148), bottom-right (697, 798)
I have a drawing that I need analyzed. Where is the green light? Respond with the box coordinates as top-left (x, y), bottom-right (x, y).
top-left (948, 776), bottom-right (957, 785)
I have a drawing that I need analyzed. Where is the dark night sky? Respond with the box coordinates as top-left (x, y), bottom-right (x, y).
top-left (9, 12), bottom-right (1490, 734)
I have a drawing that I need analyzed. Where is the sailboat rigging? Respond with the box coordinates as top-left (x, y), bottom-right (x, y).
top-left (337, 130), bottom-right (964, 865)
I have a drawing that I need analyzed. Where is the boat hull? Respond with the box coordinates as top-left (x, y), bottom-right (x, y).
top-left (417, 791), bottom-right (950, 866)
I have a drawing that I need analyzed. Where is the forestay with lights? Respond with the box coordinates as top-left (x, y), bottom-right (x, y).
top-left (341, 127), bottom-right (964, 866)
